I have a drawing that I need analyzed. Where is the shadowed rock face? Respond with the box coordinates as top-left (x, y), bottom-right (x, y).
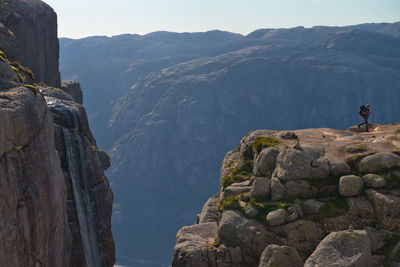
top-left (0, 0), bottom-right (60, 87)
top-left (0, 82), bottom-right (115, 267)
top-left (0, 0), bottom-right (114, 265)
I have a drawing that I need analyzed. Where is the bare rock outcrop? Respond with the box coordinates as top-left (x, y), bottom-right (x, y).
top-left (172, 124), bottom-right (400, 266)
top-left (0, 0), bottom-right (60, 87)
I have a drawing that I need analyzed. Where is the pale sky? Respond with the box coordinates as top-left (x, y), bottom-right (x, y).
top-left (44, 0), bottom-right (400, 39)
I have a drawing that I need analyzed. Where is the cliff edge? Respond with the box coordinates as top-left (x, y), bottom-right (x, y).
top-left (0, 0), bottom-right (115, 266)
top-left (172, 124), bottom-right (400, 267)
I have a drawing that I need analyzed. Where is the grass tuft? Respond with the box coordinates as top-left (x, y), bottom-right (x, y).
top-left (217, 196), bottom-right (243, 212)
top-left (252, 136), bottom-right (282, 154)
top-left (11, 61), bottom-right (35, 81)
top-left (221, 166), bottom-right (252, 189)
top-left (23, 84), bottom-right (39, 95)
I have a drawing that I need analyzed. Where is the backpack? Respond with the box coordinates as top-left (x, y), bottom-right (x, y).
top-left (359, 105), bottom-right (367, 116)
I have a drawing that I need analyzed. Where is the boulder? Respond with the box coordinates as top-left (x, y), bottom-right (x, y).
top-left (362, 174), bottom-right (387, 188)
top-left (286, 206), bottom-right (300, 222)
top-left (266, 209), bottom-right (288, 227)
top-left (275, 220), bottom-right (323, 255)
top-left (198, 194), bottom-right (220, 223)
top-left (364, 226), bottom-right (392, 252)
top-left (302, 199), bottom-right (325, 215)
top-left (310, 158), bottom-right (330, 179)
top-left (245, 205), bottom-right (258, 218)
top-left (274, 148), bottom-right (330, 181)
top-left (367, 189), bottom-right (400, 231)
top-left (176, 222), bottom-right (218, 244)
top-left (253, 147), bottom-right (280, 177)
top-left (273, 148), bottom-right (313, 181)
top-left (258, 244), bottom-right (303, 267)
top-left (359, 152), bottom-right (400, 173)
top-left (271, 178), bottom-right (311, 200)
top-left (304, 230), bottom-right (372, 267)
top-left (218, 210), bottom-right (281, 265)
top-left (222, 184), bottom-right (252, 199)
top-left (328, 158), bottom-right (351, 176)
top-left (339, 175), bottom-right (364, 197)
top-left (250, 177), bottom-right (271, 198)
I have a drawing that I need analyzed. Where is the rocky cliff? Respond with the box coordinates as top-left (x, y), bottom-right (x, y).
top-left (0, 0), bottom-right (60, 87)
top-left (172, 124), bottom-right (400, 267)
top-left (0, 0), bottom-right (114, 266)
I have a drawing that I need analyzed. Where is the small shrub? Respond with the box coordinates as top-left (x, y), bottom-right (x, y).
top-left (218, 196), bottom-right (243, 212)
top-left (23, 84), bottom-right (39, 95)
top-left (11, 66), bottom-right (24, 83)
top-left (11, 61), bottom-right (35, 81)
top-left (0, 50), bottom-right (6, 62)
top-left (252, 136), bottom-right (282, 154)
top-left (354, 145), bottom-right (368, 152)
top-left (221, 166), bottom-right (251, 189)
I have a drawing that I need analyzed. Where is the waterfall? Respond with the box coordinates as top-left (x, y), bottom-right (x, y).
top-left (63, 128), bottom-right (101, 267)
top-left (46, 95), bottom-right (101, 267)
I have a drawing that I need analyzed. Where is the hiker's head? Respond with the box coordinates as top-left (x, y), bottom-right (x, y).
top-left (366, 104), bottom-right (370, 108)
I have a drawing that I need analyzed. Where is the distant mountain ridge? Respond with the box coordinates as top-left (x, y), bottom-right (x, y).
top-left (59, 22), bottom-right (400, 266)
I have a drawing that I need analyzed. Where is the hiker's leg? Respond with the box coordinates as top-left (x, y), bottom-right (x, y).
top-left (365, 117), bottom-right (369, 132)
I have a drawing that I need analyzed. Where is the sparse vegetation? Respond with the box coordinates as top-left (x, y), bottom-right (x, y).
top-left (0, 50), bottom-right (6, 62)
top-left (217, 196), bottom-right (243, 212)
top-left (354, 145), bottom-right (368, 152)
top-left (252, 136), bottom-right (282, 154)
top-left (11, 61), bottom-right (35, 81)
top-left (221, 167), bottom-right (252, 189)
top-left (247, 198), bottom-right (288, 222)
top-left (11, 65), bottom-right (24, 83)
top-left (23, 84), bottom-right (39, 95)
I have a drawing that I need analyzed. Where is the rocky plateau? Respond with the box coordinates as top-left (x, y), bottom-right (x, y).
top-left (173, 124), bottom-right (400, 267)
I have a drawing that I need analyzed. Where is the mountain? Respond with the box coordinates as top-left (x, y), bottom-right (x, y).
top-left (0, 0), bottom-right (114, 266)
top-left (59, 22), bottom-right (400, 266)
top-left (172, 124), bottom-right (400, 266)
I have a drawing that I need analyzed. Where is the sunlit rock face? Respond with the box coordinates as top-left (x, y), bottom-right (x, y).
top-left (173, 124), bottom-right (400, 266)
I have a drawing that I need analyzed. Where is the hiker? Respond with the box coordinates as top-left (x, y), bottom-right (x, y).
top-left (358, 104), bottom-right (371, 132)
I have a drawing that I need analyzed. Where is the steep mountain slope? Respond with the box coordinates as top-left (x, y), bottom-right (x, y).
top-left (59, 23), bottom-right (400, 266)
top-left (107, 30), bottom-right (400, 265)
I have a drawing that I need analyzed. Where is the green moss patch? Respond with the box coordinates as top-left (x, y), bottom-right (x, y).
top-left (252, 136), bottom-right (282, 154)
top-left (247, 198), bottom-right (288, 222)
top-left (221, 167), bottom-right (251, 189)
top-left (218, 196), bottom-right (243, 212)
